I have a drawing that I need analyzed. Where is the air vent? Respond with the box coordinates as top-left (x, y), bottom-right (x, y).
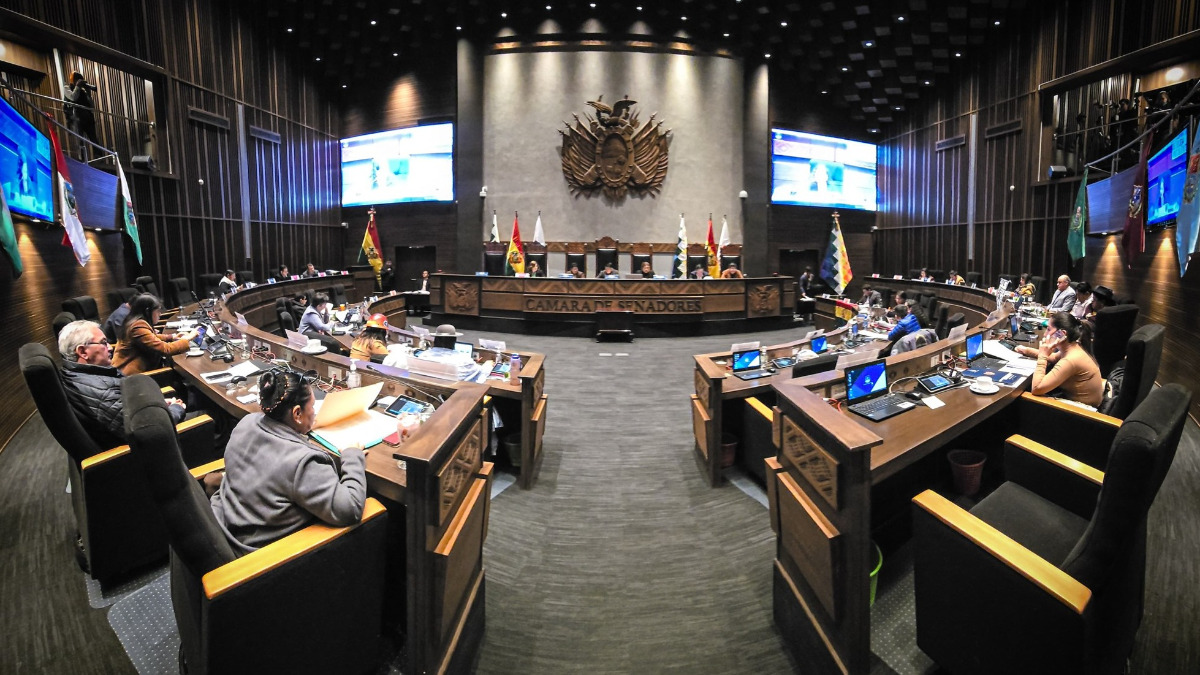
top-left (249, 126), bottom-right (281, 144)
top-left (935, 135), bottom-right (966, 151)
top-left (984, 119), bottom-right (1022, 139)
top-left (187, 107), bottom-right (230, 130)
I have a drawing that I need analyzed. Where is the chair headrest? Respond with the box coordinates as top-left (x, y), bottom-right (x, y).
top-left (19, 342), bottom-right (104, 463)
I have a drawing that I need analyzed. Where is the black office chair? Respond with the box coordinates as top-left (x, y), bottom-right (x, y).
top-left (912, 384), bottom-right (1190, 675)
top-left (52, 311), bottom-right (76, 339)
top-left (198, 273), bottom-right (224, 298)
top-left (122, 374), bottom-right (388, 675)
top-left (596, 247), bottom-right (618, 273)
top-left (62, 295), bottom-right (100, 322)
top-left (134, 275), bottom-right (159, 298)
top-left (966, 271), bottom-right (982, 287)
top-left (929, 269), bottom-right (945, 283)
top-left (1098, 324), bottom-right (1163, 420)
top-left (1091, 304), bottom-right (1140, 378)
top-left (792, 352), bottom-right (839, 378)
top-left (998, 273), bottom-right (1018, 290)
top-left (278, 310), bottom-right (297, 335)
top-left (1030, 275), bottom-right (1047, 304)
top-left (908, 268), bottom-right (921, 280)
top-left (19, 343), bottom-right (216, 583)
top-left (330, 283), bottom-right (348, 307)
top-left (566, 252), bottom-right (587, 277)
top-left (934, 305), bottom-right (950, 339)
top-left (236, 269), bottom-right (255, 286)
top-left (165, 277), bottom-right (192, 308)
top-left (945, 312), bottom-right (966, 335)
top-left (105, 287), bottom-right (139, 314)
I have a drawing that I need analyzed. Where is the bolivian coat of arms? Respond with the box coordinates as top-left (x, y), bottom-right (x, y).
top-left (559, 94), bottom-right (670, 200)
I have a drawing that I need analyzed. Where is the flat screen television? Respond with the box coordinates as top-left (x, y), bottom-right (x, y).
top-left (0, 94), bottom-right (54, 221)
top-left (770, 128), bottom-right (877, 211)
top-left (1146, 128), bottom-right (1188, 227)
top-left (340, 122), bottom-right (454, 206)
top-left (1085, 165), bottom-right (1138, 235)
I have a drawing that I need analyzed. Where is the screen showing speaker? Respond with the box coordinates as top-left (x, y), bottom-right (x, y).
top-left (770, 128), bottom-right (878, 211)
top-left (1146, 128), bottom-right (1188, 227)
top-left (340, 122), bottom-right (454, 206)
top-left (0, 95), bottom-right (54, 221)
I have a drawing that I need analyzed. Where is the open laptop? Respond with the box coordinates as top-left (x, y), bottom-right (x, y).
top-left (1009, 314), bottom-right (1036, 342)
top-left (844, 359), bottom-right (916, 422)
top-left (731, 349), bottom-right (774, 380)
top-left (811, 335), bottom-right (828, 353)
top-left (963, 332), bottom-right (1008, 372)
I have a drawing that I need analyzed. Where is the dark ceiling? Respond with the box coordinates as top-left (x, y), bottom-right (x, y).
top-left (260, 0), bottom-right (1030, 134)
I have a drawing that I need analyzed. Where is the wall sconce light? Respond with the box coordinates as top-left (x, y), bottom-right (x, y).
top-left (479, 186), bottom-right (488, 198)
top-left (738, 189), bottom-right (748, 200)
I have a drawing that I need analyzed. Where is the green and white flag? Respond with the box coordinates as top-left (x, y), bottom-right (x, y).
top-left (115, 160), bottom-right (143, 264)
top-left (1067, 167), bottom-right (1088, 263)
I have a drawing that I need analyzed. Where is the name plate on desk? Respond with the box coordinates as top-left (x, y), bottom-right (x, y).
top-left (522, 294), bottom-right (704, 314)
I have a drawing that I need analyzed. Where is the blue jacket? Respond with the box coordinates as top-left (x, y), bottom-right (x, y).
top-left (888, 312), bottom-right (921, 341)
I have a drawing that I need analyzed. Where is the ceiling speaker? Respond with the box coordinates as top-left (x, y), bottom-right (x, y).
top-left (1047, 165), bottom-right (1068, 179)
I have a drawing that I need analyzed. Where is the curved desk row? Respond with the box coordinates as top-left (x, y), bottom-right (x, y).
top-left (428, 273), bottom-right (798, 337)
top-left (808, 280), bottom-right (997, 331)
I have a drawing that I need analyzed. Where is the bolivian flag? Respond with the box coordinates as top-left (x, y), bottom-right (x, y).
top-left (360, 206), bottom-right (383, 285)
top-left (505, 212), bottom-right (525, 275)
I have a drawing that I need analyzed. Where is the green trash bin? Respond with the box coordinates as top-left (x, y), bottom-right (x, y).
top-left (869, 542), bottom-right (883, 606)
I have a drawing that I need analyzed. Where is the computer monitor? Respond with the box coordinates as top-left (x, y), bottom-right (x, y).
top-left (966, 332), bottom-right (983, 360)
top-left (454, 341), bottom-right (474, 356)
top-left (810, 335), bottom-right (828, 353)
top-left (731, 349), bottom-right (762, 372)
top-left (844, 359), bottom-right (889, 404)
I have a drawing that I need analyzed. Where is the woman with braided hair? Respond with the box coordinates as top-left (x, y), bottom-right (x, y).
top-left (209, 369), bottom-right (367, 553)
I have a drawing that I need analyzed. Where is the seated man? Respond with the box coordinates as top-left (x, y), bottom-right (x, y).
top-left (1071, 281), bottom-right (1093, 320)
top-left (887, 303), bottom-right (922, 341)
top-left (721, 262), bottom-right (744, 279)
top-left (858, 284), bottom-right (882, 306)
top-left (217, 269), bottom-right (241, 295)
top-left (1047, 274), bottom-right (1077, 313)
top-left (58, 320), bottom-right (185, 448)
top-left (597, 262), bottom-right (618, 278)
top-left (302, 262), bottom-right (320, 278)
top-left (568, 263), bottom-right (585, 278)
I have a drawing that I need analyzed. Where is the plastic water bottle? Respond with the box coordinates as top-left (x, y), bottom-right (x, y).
top-left (509, 353), bottom-right (522, 379)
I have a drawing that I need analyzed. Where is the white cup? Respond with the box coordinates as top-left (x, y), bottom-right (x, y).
top-left (976, 376), bottom-right (993, 385)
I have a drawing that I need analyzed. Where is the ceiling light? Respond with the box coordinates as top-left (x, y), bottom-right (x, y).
top-left (286, 28), bottom-right (293, 33)
top-left (637, 6), bottom-right (643, 10)
top-left (342, 84), bottom-right (347, 88)
top-left (955, 52), bottom-right (962, 57)
top-left (393, 52), bottom-right (398, 57)
top-left (315, 57), bottom-right (321, 61)
top-left (546, 4), bottom-right (552, 9)
top-left (370, 20), bottom-right (377, 25)
top-left (780, 21), bottom-right (788, 27)
top-left (820, 90), bottom-right (828, 94)
top-left (863, 40), bottom-right (874, 47)
top-left (841, 66), bottom-right (849, 71)
top-left (764, 53), bottom-right (771, 59)
top-left (894, 106), bottom-right (902, 110)
top-left (590, 2), bottom-right (596, 6)
top-left (924, 80), bottom-right (931, 85)
top-left (501, 12), bottom-right (507, 18)
top-left (868, 128), bottom-right (879, 133)
top-left (723, 32), bottom-right (730, 37)
top-left (1166, 66), bottom-right (1185, 81)
top-left (681, 16), bottom-right (687, 21)
top-left (897, 16), bottom-right (905, 22)
top-left (994, 20), bottom-right (1001, 26)
top-left (456, 25), bottom-right (462, 30)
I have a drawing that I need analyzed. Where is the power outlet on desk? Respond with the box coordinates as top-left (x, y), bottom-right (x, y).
top-left (940, 350), bottom-right (951, 365)
top-left (327, 367), bottom-right (344, 382)
top-left (930, 355), bottom-right (940, 369)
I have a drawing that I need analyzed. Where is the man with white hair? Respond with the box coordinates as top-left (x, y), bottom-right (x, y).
top-left (58, 320), bottom-right (185, 447)
top-left (1047, 275), bottom-right (1077, 313)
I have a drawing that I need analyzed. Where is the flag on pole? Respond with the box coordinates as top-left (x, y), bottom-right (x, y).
top-left (673, 214), bottom-right (687, 279)
top-left (0, 187), bottom-right (23, 278)
top-left (819, 211), bottom-right (852, 295)
top-left (359, 206), bottom-right (383, 286)
top-left (1176, 128), bottom-right (1200, 276)
top-left (533, 211), bottom-right (546, 246)
top-left (717, 214), bottom-right (730, 266)
top-left (505, 212), bottom-right (525, 275)
top-left (1122, 129), bottom-right (1153, 268)
top-left (46, 122), bottom-right (90, 267)
top-left (489, 210), bottom-right (500, 243)
top-left (115, 160), bottom-right (143, 265)
top-left (705, 214), bottom-right (719, 277)
top-left (1067, 167), bottom-right (1088, 263)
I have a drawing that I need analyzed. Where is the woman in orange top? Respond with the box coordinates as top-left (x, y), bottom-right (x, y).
top-left (1015, 312), bottom-right (1103, 408)
top-left (113, 294), bottom-right (197, 374)
top-left (349, 314), bottom-right (390, 363)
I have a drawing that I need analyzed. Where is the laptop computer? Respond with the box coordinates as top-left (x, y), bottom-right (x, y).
top-left (1009, 314), bottom-right (1036, 342)
top-left (810, 335), bottom-right (828, 353)
top-left (732, 349), bottom-right (774, 380)
top-left (844, 359), bottom-right (916, 422)
top-left (963, 332), bottom-right (1008, 372)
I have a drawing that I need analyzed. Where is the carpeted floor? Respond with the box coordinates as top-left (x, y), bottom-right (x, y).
top-left (2, 323), bottom-right (1198, 674)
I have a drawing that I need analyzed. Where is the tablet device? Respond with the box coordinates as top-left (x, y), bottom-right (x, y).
top-left (385, 395), bottom-right (433, 417)
top-left (917, 373), bottom-right (955, 394)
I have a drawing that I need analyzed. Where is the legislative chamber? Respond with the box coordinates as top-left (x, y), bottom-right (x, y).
top-left (2, 2), bottom-right (1198, 675)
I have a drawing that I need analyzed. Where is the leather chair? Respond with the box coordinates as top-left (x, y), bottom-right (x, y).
top-left (945, 312), bottom-right (966, 335)
top-left (236, 269), bottom-right (254, 286)
top-left (929, 269), bottom-right (945, 283)
top-left (106, 287), bottom-right (138, 313)
top-left (998, 273), bottom-right (1018, 290)
top-left (122, 374), bottom-right (388, 675)
top-left (278, 310), bottom-right (297, 335)
top-left (198, 273), bottom-right (224, 298)
top-left (1091, 304), bottom-right (1140, 378)
top-left (165, 277), bottom-right (192, 308)
top-left (62, 295), bottom-right (100, 322)
top-left (966, 271), bottom-right (982, 287)
top-left (53, 311), bottom-right (76, 339)
top-left (134, 275), bottom-right (159, 298)
top-left (908, 268), bottom-right (921, 280)
top-left (1030, 275), bottom-right (1047, 304)
top-left (912, 384), bottom-right (1190, 675)
top-left (1098, 324), bottom-right (1163, 420)
top-left (330, 283), bottom-right (348, 307)
top-left (892, 328), bottom-right (940, 355)
top-left (19, 343), bottom-right (216, 583)
top-left (934, 305), bottom-right (950, 339)
top-left (596, 247), bottom-right (619, 273)
top-left (565, 252), bottom-right (587, 277)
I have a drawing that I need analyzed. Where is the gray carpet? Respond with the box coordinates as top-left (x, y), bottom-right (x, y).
top-left (3, 323), bottom-right (1199, 673)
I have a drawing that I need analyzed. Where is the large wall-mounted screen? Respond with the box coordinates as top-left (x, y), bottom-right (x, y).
top-left (1146, 128), bottom-right (1188, 227)
top-left (0, 94), bottom-right (54, 221)
top-left (770, 128), bottom-right (877, 211)
top-left (341, 122), bottom-right (454, 206)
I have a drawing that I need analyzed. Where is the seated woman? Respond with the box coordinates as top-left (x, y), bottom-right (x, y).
top-left (527, 260), bottom-right (545, 277)
top-left (209, 370), bottom-right (367, 553)
top-left (299, 292), bottom-right (333, 336)
top-left (1014, 312), bottom-right (1103, 408)
top-left (640, 261), bottom-right (655, 278)
top-left (350, 314), bottom-right (390, 363)
top-left (1016, 272), bottom-right (1036, 297)
top-left (112, 294), bottom-right (197, 375)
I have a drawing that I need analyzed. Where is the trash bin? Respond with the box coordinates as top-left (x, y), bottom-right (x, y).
top-left (503, 434), bottom-right (522, 468)
top-left (948, 449), bottom-right (987, 497)
top-left (869, 542), bottom-right (883, 606)
top-left (720, 433), bottom-right (738, 469)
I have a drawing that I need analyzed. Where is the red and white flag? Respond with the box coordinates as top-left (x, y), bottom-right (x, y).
top-left (46, 121), bottom-right (90, 267)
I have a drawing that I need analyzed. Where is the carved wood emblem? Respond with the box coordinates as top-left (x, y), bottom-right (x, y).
top-left (780, 416), bottom-right (840, 509)
top-left (437, 419), bottom-right (484, 523)
top-left (694, 369), bottom-right (711, 410)
top-left (560, 95), bottom-right (670, 200)
top-left (445, 281), bottom-right (480, 316)
top-left (747, 283), bottom-right (781, 318)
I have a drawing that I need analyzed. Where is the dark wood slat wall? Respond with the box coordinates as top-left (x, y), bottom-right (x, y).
top-left (876, 0), bottom-right (1200, 418)
top-left (0, 0), bottom-right (343, 451)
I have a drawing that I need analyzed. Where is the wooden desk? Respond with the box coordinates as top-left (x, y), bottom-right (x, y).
top-left (428, 273), bottom-right (797, 337)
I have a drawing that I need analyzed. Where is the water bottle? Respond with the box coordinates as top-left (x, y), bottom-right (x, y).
top-left (759, 347), bottom-right (767, 369)
top-left (509, 353), bottom-right (522, 379)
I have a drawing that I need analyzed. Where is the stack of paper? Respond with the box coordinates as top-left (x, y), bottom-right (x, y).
top-left (308, 382), bottom-right (395, 453)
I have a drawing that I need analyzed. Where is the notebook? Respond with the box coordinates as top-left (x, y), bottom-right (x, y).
top-left (308, 382), bottom-right (395, 454)
top-left (731, 349), bottom-right (773, 381)
top-left (962, 332), bottom-right (1008, 374)
top-left (844, 359), bottom-right (915, 422)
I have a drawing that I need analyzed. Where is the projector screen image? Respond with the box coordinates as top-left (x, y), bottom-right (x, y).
top-left (770, 128), bottom-right (877, 211)
top-left (0, 95), bottom-right (53, 221)
top-left (1146, 128), bottom-right (1188, 227)
top-left (341, 122), bottom-right (454, 206)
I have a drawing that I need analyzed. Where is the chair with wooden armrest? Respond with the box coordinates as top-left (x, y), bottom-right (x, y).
top-left (122, 374), bottom-right (388, 675)
top-left (19, 343), bottom-right (219, 583)
top-left (1012, 393), bottom-right (1123, 469)
top-left (912, 384), bottom-right (1190, 675)
top-left (198, 273), bottom-right (223, 298)
top-left (133, 275), bottom-right (159, 298)
top-left (166, 277), bottom-right (192, 308)
top-left (1097, 324), bottom-right (1163, 420)
top-left (1092, 304), bottom-right (1140, 378)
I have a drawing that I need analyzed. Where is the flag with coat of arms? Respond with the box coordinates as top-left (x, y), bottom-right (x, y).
top-left (819, 211), bottom-right (851, 295)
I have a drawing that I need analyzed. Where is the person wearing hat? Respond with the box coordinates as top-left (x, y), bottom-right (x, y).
top-left (350, 314), bottom-right (390, 363)
top-left (597, 262), bottom-right (617, 278)
top-left (568, 262), bottom-right (585, 278)
top-left (431, 324), bottom-right (463, 350)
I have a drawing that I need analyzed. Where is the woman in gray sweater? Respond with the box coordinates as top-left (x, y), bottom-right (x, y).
top-left (210, 370), bottom-right (367, 554)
